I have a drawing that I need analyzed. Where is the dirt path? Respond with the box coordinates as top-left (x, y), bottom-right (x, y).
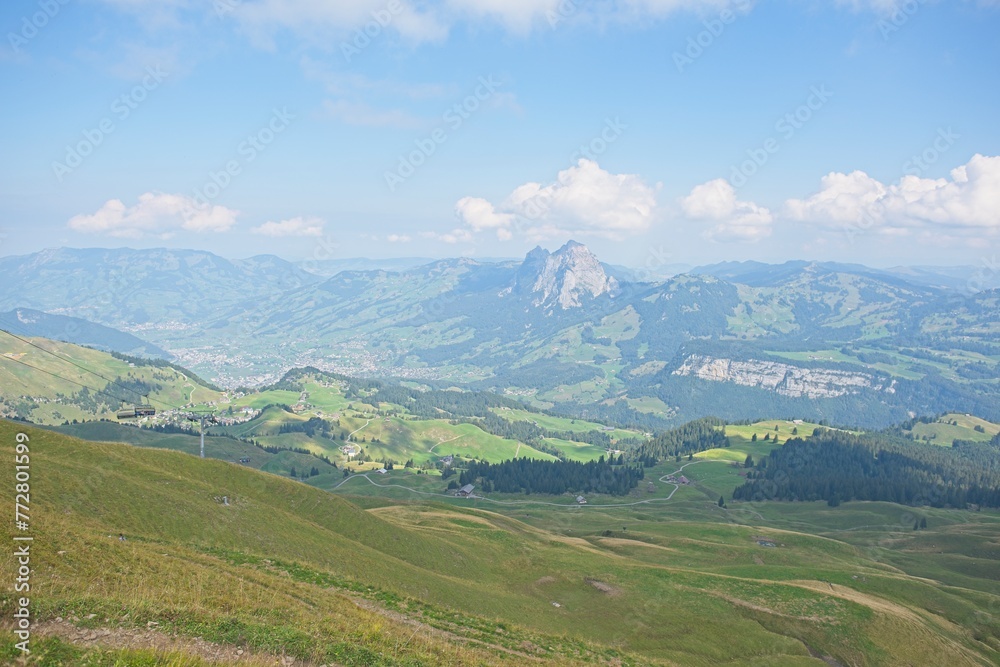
top-left (428, 433), bottom-right (464, 453)
top-left (33, 619), bottom-right (316, 666)
top-left (347, 419), bottom-right (370, 439)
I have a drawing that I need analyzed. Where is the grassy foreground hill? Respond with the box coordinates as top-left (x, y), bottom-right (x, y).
top-left (2, 420), bottom-right (999, 666)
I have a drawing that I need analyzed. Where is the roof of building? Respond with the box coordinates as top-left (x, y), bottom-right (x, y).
top-left (459, 484), bottom-right (475, 494)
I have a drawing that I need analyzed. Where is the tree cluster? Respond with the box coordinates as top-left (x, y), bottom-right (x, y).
top-left (458, 456), bottom-right (643, 496)
top-left (732, 431), bottom-right (1000, 508)
top-left (627, 418), bottom-right (729, 466)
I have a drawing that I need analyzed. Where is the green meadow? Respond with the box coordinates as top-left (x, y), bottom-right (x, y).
top-left (3, 419), bottom-right (999, 666)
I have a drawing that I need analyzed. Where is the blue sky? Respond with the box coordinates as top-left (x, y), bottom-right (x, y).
top-left (1, 0), bottom-right (998, 270)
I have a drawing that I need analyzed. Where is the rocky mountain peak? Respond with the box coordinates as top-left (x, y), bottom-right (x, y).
top-left (515, 240), bottom-right (619, 309)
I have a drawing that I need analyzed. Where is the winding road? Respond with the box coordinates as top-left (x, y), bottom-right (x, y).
top-left (347, 419), bottom-right (371, 440)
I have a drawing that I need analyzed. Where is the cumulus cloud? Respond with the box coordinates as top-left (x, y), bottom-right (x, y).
top-left (250, 217), bottom-right (325, 237)
top-left (785, 154), bottom-right (1000, 235)
top-left (386, 233), bottom-right (412, 242)
top-left (454, 197), bottom-right (516, 238)
top-left (681, 178), bottom-right (773, 242)
top-left (68, 193), bottom-right (237, 238)
top-left (455, 159), bottom-right (659, 241)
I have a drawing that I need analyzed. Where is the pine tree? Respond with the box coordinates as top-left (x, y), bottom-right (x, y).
top-left (751, 433), bottom-right (757, 442)
top-left (718, 496), bottom-right (726, 508)
top-left (744, 454), bottom-right (754, 468)
top-left (289, 467), bottom-right (297, 478)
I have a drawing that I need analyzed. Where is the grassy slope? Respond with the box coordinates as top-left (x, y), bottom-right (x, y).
top-left (215, 402), bottom-right (562, 469)
top-left (2, 420), bottom-right (998, 666)
top-left (907, 413), bottom-right (1000, 445)
top-left (0, 336), bottom-right (224, 423)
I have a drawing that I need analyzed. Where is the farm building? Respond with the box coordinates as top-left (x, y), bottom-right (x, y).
top-left (374, 468), bottom-right (388, 475)
top-left (457, 484), bottom-right (475, 497)
top-left (576, 495), bottom-right (587, 504)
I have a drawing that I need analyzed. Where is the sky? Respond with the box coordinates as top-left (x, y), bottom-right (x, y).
top-left (1, 0), bottom-right (999, 271)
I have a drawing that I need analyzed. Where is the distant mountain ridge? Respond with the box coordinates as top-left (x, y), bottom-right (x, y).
top-left (691, 259), bottom-right (986, 293)
top-left (0, 244), bottom-right (996, 427)
top-left (0, 308), bottom-right (170, 359)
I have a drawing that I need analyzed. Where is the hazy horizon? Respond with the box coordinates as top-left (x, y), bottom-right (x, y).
top-left (2, 1), bottom-right (998, 270)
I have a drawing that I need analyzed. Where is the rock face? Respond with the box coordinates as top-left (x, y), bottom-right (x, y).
top-left (515, 241), bottom-right (619, 309)
top-left (673, 355), bottom-right (895, 399)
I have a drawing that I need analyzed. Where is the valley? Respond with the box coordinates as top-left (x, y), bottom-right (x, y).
top-left (1, 246), bottom-right (997, 429)
top-left (0, 252), bottom-right (998, 666)
top-left (7, 4), bottom-right (1000, 665)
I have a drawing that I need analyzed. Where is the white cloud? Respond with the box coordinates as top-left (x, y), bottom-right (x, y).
top-left (68, 193), bottom-right (237, 237)
top-left (303, 57), bottom-right (447, 129)
top-left (109, 0), bottom-right (766, 50)
top-left (420, 228), bottom-right (474, 243)
top-left (681, 178), bottom-right (773, 242)
top-left (233, 0), bottom-right (448, 47)
top-left (785, 154), bottom-right (1000, 235)
top-left (387, 233), bottom-right (412, 242)
top-left (785, 171), bottom-right (887, 226)
top-left (455, 197), bottom-right (515, 238)
top-left (444, 0), bottom-right (564, 32)
top-left (250, 217), bottom-right (325, 237)
top-left (456, 159), bottom-right (659, 241)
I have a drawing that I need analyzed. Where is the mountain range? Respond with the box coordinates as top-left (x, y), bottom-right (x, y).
top-left (0, 243), bottom-right (996, 428)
